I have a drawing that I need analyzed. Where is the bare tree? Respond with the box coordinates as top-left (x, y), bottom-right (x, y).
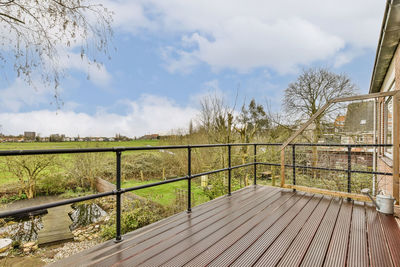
top-left (198, 93), bottom-right (235, 144)
top-left (4, 155), bottom-right (56, 198)
top-left (67, 152), bottom-right (107, 190)
top-left (235, 99), bottom-right (269, 186)
top-left (0, 0), bottom-right (113, 100)
top-left (283, 67), bottom-right (358, 174)
top-left (197, 94), bottom-right (235, 188)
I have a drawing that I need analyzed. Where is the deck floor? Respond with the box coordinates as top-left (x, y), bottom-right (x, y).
top-left (52, 185), bottom-right (400, 267)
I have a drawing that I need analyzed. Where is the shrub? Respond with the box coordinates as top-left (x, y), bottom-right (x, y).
top-left (67, 152), bottom-right (112, 190)
top-left (100, 200), bottom-right (166, 240)
top-left (38, 173), bottom-right (71, 195)
top-left (0, 193), bottom-right (27, 204)
top-left (120, 153), bottom-right (184, 181)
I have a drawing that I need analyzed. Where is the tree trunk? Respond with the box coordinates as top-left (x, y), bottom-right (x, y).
top-left (312, 121), bottom-right (321, 179)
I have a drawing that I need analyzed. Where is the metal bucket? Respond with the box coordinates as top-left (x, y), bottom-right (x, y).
top-left (376, 194), bottom-right (396, 214)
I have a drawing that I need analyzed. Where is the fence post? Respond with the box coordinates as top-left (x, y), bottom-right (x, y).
top-left (115, 150), bottom-right (123, 243)
top-left (292, 144), bottom-right (296, 191)
top-left (254, 144), bottom-right (257, 186)
top-left (393, 91), bottom-right (400, 203)
top-left (280, 150), bottom-right (285, 187)
top-left (187, 146), bottom-right (192, 213)
top-left (228, 145), bottom-right (232, 196)
top-left (347, 145), bottom-right (351, 201)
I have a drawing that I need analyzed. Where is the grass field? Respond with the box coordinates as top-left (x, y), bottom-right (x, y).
top-left (0, 140), bottom-right (161, 150)
top-left (0, 140), bottom-right (162, 187)
top-left (121, 179), bottom-right (210, 207)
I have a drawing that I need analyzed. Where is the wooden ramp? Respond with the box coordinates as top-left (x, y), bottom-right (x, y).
top-left (38, 204), bottom-right (74, 246)
top-left (1, 196), bottom-right (74, 246)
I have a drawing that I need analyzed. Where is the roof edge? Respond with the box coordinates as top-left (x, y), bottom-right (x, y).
top-left (369, 0), bottom-right (396, 93)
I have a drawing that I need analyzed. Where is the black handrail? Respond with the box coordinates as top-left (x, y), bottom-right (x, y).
top-left (0, 142), bottom-right (393, 242)
top-left (287, 143), bottom-right (393, 195)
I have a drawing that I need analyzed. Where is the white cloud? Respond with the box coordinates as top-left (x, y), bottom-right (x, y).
top-left (188, 79), bottom-right (226, 106)
top-left (0, 94), bottom-right (198, 137)
top-left (0, 78), bottom-right (55, 112)
top-left (333, 49), bottom-right (364, 68)
top-left (56, 52), bottom-right (112, 87)
top-left (103, 0), bottom-right (383, 72)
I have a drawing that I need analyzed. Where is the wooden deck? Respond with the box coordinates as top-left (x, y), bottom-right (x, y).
top-left (51, 185), bottom-right (400, 267)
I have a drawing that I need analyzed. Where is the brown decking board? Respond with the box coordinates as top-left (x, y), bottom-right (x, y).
top-left (277, 196), bottom-right (332, 267)
top-left (323, 199), bottom-right (353, 267)
top-left (347, 201), bottom-right (369, 267)
top-left (52, 185), bottom-right (263, 267)
top-left (380, 211), bottom-right (400, 266)
top-left (230, 193), bottom-right (313, 267)
top-left (366, 204), bottom-right (393, 267)
top-left (300, 197), bottom-right (342, 267)
top-left (117, 187), bottom-right (282, 266)
top-left (180, 190), bottom-right (298, 267)
top-left (253, 195), bottom-right (323, 267)
top-left (51, 185), bottom-right (400, 267)
top-left (95, 186), bottom-right (278, 267)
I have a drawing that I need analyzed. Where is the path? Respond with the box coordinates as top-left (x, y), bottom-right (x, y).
top-left (37, 204), bottom-right (73, 245)
top-left (1, 196), bottom-right (74, 246)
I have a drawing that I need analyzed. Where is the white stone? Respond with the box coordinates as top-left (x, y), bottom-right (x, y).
top-left (0, 238), bottom-right (12, 253)
top-left (23, 241), bottom-right (36, 248)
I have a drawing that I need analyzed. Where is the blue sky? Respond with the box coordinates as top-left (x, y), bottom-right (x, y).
top-left (0, 0), bottom-right (385, 137)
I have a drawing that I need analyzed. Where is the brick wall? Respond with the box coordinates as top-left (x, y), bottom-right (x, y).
top-left (377, 157), bottom-right (393, 194)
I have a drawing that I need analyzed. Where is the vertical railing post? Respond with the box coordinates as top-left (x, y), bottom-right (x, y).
top-left (228, 145), bottom-right (232, 196)
top-left (280, 150), bottom-right (285, 187)
top-left (187, 146), bottom-right (192, 213)
top-left (115, 150), bottom-right (123, 243)
top-left (254, 144), bottom-right (257, 186)
top-left (292, 144), bottom-right (296, 191)
top-left (347, 145), bottom-right (351, 201)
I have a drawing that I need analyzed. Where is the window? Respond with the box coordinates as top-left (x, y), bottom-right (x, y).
top-left (384, 96), bottom-right (393, 157)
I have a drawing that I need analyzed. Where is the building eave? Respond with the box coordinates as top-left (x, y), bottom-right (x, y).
top-left (369, 0), bottom-right (400, 93)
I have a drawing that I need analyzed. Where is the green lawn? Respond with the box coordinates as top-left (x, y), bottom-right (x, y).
top-left (0, 140), bottom-right (161, 150)
top-left (0, 140), bottom-right (162, 187)
top-left (121, 179), bottom-right (210, 207)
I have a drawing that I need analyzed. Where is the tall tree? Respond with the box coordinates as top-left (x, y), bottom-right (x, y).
top-left (198, 94), bottom-right (235, 144)
top-left (283, 67), bottom-right (358, 174)
top-left (0, 0), bottom-right (113, 99)
top-left (235, 99), bottom-right (269, 186)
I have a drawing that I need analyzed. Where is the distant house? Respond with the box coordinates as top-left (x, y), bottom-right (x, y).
top-left (24, 131), bottom-right (36, 141)
top-left (341, 101), bottom-right (375, 144)
top-left (49, 134), bottom-right (65, 142)
top-left (334, 115), bottom-right (346, 132)
top-left (139, 134), bottom-right (160, 140)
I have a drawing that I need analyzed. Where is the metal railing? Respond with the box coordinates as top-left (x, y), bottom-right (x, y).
top-left (283, 143), bottom-right (393, 199)
top-left (0, 142), bottom-right (391, 242)
top-left (0, 143), bottom-right (280, 242)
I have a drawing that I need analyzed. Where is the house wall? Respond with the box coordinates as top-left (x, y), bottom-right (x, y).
top-left (376, 45), bottom-right (399, 197)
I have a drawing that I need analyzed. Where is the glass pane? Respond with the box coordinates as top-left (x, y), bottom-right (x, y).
top-left (385, 97), bottom-right (393, 156)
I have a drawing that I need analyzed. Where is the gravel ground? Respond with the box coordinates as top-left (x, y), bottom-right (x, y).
top-left (40, 240), bottom-right (99, 264)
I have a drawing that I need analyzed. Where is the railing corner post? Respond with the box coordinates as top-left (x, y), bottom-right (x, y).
top-left (253, 144), bottom-right (257, 186)
top-left (228, 144), bottom-right (232, 196)
top-left (187, 146), bottom-right (192, 213)
top-left (280, 149), bottom-right (285, 188)
top-left (347, 145), bottom-right (351, 202)
top-left (292, 144), bottom-right (296, 192)
top-left (114, 150), bottom-right (123, 243)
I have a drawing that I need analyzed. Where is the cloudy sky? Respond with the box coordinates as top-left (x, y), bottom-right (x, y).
top-left (0, 0), bottom-right (385, 137)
